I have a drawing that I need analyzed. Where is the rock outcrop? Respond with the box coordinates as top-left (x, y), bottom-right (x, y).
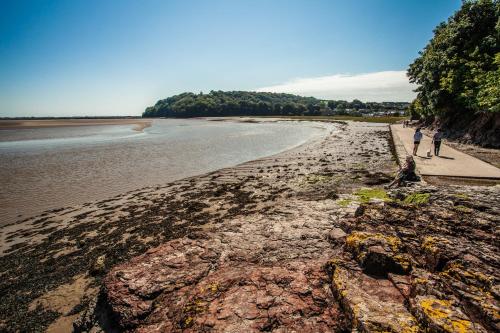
top-left (73, 183), bottom-right (500, 333)
top-left (329, 185), bottom-right (499, 332)
top-left (2, 121), bottom-right (497, 332)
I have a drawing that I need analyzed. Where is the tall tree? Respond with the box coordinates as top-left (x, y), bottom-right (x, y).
top-left (407, 0), bottom-right (499, 117)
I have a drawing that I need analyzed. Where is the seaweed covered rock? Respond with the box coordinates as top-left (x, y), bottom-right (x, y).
top-left (346, 231), bottom-right (412, 276)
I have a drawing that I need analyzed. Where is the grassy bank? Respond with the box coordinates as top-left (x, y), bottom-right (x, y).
top-left (254, 115), bottom-right (407, 124)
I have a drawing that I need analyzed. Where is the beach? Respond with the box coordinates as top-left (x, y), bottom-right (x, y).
top-left (0, 118), bottom-right (324, 225)
top-left (0, 121), bottom-right (498, 332)
top-left (0, 120), bottom-right (391, 330)
top-left (0, 119), bottom-right (152, 132)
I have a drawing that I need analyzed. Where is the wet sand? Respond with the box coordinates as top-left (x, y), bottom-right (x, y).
top-left (0, 121), bottom-right (398, 331)
top-left (0, 119), bottom-right (324, 226)
top-left (0, 119), bottom-right (152, 132)
top-left (1, 119), bottom-right (498, 332)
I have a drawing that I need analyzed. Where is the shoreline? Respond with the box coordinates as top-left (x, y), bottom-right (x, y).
top-left (1, 121), bottom-right (498, 332)
top-left (0, 118), bottom-right (152, 132)
top-left (0, 118), bottom-right (328, 227)
top-left (1, 121), bottom-right (396, 331)
top-left (0, 120), bottom-right (333, 249)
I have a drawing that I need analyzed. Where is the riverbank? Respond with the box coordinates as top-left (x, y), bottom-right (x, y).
top-left (1, 121), bottom-right (498, 332)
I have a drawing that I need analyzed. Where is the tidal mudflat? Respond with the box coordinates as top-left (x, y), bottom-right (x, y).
top-left (0, 118), bottom-right (324, 225)
top-left (0, 121), bottom-right (498, 332)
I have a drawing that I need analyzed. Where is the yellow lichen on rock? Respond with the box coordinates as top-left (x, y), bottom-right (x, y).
top-left (330, 262), bottom-right (422, 332)
top-left (346, 231), bottom-right (401, 253)
top-left (346, 231), bottom-right (412, 275)
top-left (393, 254), bottom-right (412, 272)
top-left (421, 236), bottom-right (450, 254)
top-left (417, 297), bottom-right (475, 333)
top-left (442, 262), bottom-right (492, 291)
top-left (207, 282), bottom-right (219, 293)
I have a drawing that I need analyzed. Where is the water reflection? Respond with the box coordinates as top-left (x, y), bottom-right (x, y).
top-left (0, 119), bottom-right (325, 225)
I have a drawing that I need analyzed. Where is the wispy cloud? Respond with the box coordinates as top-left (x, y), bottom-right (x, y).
top-left (256, 71), bottom-right (417, 102)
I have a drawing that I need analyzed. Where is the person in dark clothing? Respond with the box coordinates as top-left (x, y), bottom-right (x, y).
top-left (432, 129), bottom-right (443, 156)
top-left (413, 128), bottom-right (423, 156)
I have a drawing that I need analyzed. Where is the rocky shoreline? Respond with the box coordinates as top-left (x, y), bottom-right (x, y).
top-left (1, 121), bottom-right (498, 332)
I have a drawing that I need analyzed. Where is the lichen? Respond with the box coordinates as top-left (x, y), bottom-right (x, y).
top-left (184, 299), bottom-right (206, 314)
top-left (404, 193), bottom-right (430, 205)
top-left (354, 188), bottom-right (390, 203)
top-left (184, 316), bottom-right (193, 327)
top-left (330, 264), bottom-right (348, 298)
top-left (346, 231), bottom-right (401, 252)
top-left (207, 282), bottom-right (219, 293)
top-left (393, 254), bottom-right (412, 272)
top-left (398, 314), bottom-right (421, 333)
top-left (442, 262), bottom-right (492, 291)
top-left (421, 236), bottom-right (450, 254)
top-left (419, 297), bottom-right (472, 333)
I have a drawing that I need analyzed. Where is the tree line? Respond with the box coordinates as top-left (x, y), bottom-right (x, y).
top-left (142, 91), bottom-right (408, 118)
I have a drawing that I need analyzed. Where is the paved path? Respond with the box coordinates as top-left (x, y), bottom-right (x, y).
top-left (390, 124), bottom-right (500, 179)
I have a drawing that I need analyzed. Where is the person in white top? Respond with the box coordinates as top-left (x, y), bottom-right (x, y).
top-left (413, 128), bottom-right (423, 156)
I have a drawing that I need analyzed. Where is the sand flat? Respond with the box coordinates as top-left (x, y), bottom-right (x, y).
top-left (0, 118), bottom-right (152, 131)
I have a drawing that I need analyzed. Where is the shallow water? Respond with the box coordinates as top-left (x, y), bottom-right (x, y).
top-left (0, 118), bottom-right (325, 225)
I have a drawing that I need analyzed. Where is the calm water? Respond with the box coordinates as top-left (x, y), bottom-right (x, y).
top-left (0, 119), bottom-right (325, 225)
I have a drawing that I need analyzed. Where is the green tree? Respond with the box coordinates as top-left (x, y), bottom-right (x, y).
top-left (408, 0), bottom-right (499, 117)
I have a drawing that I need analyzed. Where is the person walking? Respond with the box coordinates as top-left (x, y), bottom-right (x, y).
top-left (432, 128), bottom-right (443, 156)
top-left (413, 128), bottom-right (423, 156)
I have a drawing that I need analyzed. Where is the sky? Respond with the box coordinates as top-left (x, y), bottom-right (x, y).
top-left (0, 0), bottom-right (462, 117)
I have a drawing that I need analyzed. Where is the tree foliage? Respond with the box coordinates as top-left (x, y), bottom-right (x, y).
top-left (142, 91), bottom-right (408, 118)
top-left (407, 0), bottom-right (500, 117)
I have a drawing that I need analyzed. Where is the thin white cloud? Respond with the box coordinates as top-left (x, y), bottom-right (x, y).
top-left (256, 70), bottom-right (417, 102)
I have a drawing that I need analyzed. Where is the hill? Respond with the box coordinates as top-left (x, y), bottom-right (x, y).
top-left (142, 91), bottom-right (408, 118)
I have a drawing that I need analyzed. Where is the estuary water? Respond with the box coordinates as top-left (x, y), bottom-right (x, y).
top-left (0, 118), bottom-right (326, 225)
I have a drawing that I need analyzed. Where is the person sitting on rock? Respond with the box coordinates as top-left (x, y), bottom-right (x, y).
top-left (387, 156), bottom-right (417, 188)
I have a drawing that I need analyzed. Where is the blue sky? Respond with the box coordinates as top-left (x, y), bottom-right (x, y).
top-left (0, 0), bottom-right (461, 117)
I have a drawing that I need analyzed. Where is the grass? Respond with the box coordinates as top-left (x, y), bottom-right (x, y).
top-left (254, 115), bottom-right (407, 124)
